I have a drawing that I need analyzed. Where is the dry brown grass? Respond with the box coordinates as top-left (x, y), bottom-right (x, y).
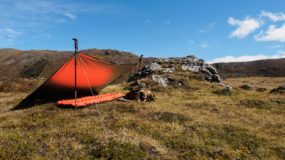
top-left (0, 77), bottom-right (284, 159)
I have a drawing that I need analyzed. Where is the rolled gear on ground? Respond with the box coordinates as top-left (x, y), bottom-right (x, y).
top-left (56, 93), bottom-right (125, 107)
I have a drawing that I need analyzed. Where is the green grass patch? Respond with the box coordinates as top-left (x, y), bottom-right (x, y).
top-left (0, 133), bottom-right (37, 159)
top-left (213, 88), bottom-right (232, 96)
top-left (146, 111), bottom-right (192, 124)
top-left (87, 139), bottom-right (146, 160)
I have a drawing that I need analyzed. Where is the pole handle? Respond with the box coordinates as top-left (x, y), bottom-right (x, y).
top-left (139, 54), bottom-right (143, 62)
top-left (72, 38), bottom-right (78, 52)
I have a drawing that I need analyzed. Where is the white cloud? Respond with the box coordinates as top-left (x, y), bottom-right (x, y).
top-left (5, 28), bottom-right (22, 38)
top-left (255, 24), bottom-right (285, 42)
top-left (228, 16), bottom-right (261, 38)
top-left (64, 12), bottom-right (76, 20)
top-left (260, 10), bottom-right (285, 22)
top-left (208, 52), bottom-right (285, 63)
top-left (0, 28), bottom-right (22, 45)
top-left (200, 43), bottom-right (208, 48)
top-left (6, 28), bottom-right (21, 35)
top-left (198, 22), bottom-right (215, 33)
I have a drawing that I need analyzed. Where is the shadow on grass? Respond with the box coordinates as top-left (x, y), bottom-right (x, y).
top-left (10, 99), bottom-right (81, 111)
top-left (11, 99), bottom-right (51, 111)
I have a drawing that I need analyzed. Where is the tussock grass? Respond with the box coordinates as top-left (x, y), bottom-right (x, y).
top-left (0, 77), bottom-right (284, 159)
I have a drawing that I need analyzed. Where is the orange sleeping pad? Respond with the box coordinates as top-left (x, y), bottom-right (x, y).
top-left (56, 93), bottom-right (125, 107)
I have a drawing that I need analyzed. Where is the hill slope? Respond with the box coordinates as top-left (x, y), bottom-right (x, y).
top-left (0, 48), bottom-right (155, 81)
top-left (213, 58), bottom-right (285, 78)
top-left (2, 49), bottom-right (285, 81)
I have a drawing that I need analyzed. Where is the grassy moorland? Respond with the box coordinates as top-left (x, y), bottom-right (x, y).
top-left (0, 77), bottom-right (284, 159)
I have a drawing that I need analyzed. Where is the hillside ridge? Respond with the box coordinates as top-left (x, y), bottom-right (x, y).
top-left (213, 58), bottom-right (285, 78)
top-left (0, 48), bottom-right (155, 81)
top-left (1, 48), bottom-right (285, 81)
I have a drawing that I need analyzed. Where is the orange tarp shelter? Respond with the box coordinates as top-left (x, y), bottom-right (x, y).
top-left (13, 39), bottom-right (136, 110)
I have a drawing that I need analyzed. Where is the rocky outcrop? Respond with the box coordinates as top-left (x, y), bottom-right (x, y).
top-left (129, 55), bottom-right (222, 86)
top-left (239, 84), bottom-right (254, 90)
top-left (270, 85), bottom-right (285, 94)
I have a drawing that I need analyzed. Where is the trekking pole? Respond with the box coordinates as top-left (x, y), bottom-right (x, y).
top-left (72, 38), bottom-right (78, 107)
top-left (135, 55), bottom-right (143, 80)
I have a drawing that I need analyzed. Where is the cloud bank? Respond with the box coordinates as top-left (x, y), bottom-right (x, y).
top-left (208, 51), bottom-right (285, 63)
top-left (228, 16), bottom-right (261, 38)
top-left (229, 11), bottom-right (285, 42)
top-left (255, 24), bottom-right (285, 42)
top-left (260, 10), bottom-right (285, 22)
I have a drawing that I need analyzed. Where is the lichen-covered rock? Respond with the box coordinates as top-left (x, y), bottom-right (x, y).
top-left (218, 83), bottom-right (233, 90)
top-left (206, 65), bottom-right (218, 74)
top-left (149, 62), bottom-right (162, 71)
top-left (151, 75), bottom-right (169, 87)
top-left (129, 55), bottom-right (222, 85)
top-left (163, 67), bottom-right (175, 73)
top-left (181, 65), bottom-right (201, 72)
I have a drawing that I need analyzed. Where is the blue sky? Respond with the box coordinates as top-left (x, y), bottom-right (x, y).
top-left (1, 0), bottom-right (285, 63)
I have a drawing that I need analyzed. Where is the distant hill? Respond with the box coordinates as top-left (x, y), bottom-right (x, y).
top-left (213, 58), bottom-right (285, 78)
top-left (0, 48), bottom-right (155, 81)
top-left (1, 48), bottom-right (285, 81)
